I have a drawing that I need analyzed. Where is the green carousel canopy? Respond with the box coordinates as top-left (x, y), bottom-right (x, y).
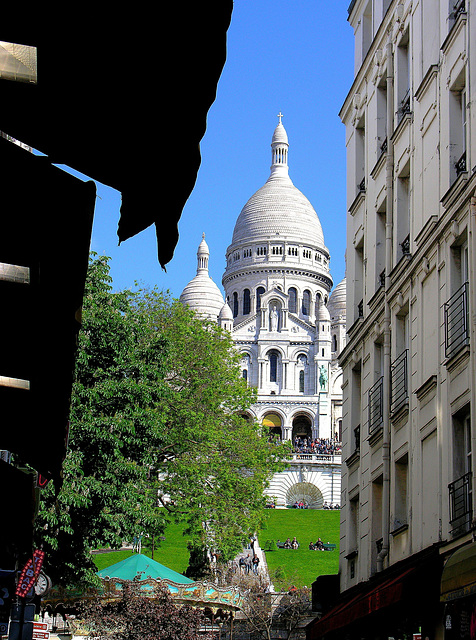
top-left (43, 553), bottom-right (245, 615)
top-left (97, 553), bottom-right (193, 584)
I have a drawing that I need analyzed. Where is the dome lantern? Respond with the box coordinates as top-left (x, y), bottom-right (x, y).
top-left (270, 112), bottom-right (289, 180)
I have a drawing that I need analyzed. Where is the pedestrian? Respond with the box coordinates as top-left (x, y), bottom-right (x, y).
top-left (252, 555), bottom-right (260, 575)
top-left (245, 554), bottom-right (252, 574)
top-left (239, 556), bottom-right (245, 574)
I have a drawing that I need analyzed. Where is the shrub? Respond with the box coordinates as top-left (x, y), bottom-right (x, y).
top-left (263, 539), bottom-right (278, 552)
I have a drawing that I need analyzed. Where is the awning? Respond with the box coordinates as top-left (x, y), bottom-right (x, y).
top-left (262, 414), bottom-right (282, 427)
top-left (440, 543), bottom-right (476, 602)
top-left (308, 567), bottom-right (415, 638)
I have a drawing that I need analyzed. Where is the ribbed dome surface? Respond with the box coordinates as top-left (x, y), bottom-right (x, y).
top-left (180, 274), bottom-right (225, 321)
top-left (328, 277), bottom-right (346, 320)
top-left (272, 122), bottom-right (288, 145)
top-left (231, 176), bottom-right (325, 247)
top-left (219, 302), bottom-right (233, 320)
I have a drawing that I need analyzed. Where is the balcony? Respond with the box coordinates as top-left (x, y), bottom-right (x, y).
top-left (444, 282), bottom-right (469, 359)
top-left (449, 471), bottom-right (472, 537)
top-left (289, 453), bottom-right (341, 465)
top-left (391, 350), bottom-right (408, 416)
top-left (358, 299), bottom-right (364, 318)
top-left (368, 377), bottom-right (383, 435)
top-left (400, 234), bottom-right (411, 257)
top-left (455, 151), bottom-right (467, 177)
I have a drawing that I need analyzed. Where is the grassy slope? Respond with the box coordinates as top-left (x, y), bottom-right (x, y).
top-left (93, 520), bottom-right (191, 575)
top-left (93, 510), bottom-right (340, 589)
top-left (258, 509), bottom-right (340, 589)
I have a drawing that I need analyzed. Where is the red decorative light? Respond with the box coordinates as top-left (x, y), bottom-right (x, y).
top-left (15, 550), bottom-right (45, 598)
top-left (36, 474), bottom-right (50, 489)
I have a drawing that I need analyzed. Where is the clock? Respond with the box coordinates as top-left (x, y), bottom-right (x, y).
top-left (34, 572), bottom-right (52, 597)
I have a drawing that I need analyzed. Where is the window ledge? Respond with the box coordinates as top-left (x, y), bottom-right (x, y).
top-left (368, 427), bottom-right (383, 446)
top-left (345, 450), bottom-right (360, 468)
top-left (370, 149), bottom-right (386, 180)
top-left (390, 523), bottom-right (409, 537)
top-left (349, 189), bottom-right (366, 216)
top-left (390, 112), bottom-right (412, 146)
top-left (441, 10), bottom-right (467, 55)
top-left (445, 343), bottom-right (470, 372)
top-left (441, 170), bottom-right (469, 209)
top-left (415, 374), bottom-right (438, 402)
top-left (391, 401), bottom-right (409, 427)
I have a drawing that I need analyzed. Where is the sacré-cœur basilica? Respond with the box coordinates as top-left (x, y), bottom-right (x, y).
top-left (180, 116), bottom-right (345, 508)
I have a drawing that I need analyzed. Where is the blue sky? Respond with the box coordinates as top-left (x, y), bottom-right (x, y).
top-left (86, 2), bottom-right (355, 298)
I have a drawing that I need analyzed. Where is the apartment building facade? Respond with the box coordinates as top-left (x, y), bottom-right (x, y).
top-left (308, 1), bottom-right (476, 639)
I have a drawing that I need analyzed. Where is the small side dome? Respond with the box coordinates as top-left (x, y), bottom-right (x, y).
top-left (317, 301), bottom-right (331, 322)
top-left (180, 234), bottom-right (225, 322)
top-left (219, 302), bottom-right (233, 321)
top-left (328, 277), bottom-right (346, 320)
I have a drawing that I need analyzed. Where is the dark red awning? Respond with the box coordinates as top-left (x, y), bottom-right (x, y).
top-left (308, 567), bottom-right (415, 638)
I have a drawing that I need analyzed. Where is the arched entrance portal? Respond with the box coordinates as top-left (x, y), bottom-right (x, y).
top-left (292, 414), bottom-right (312, 442)
top-left (286, 482), bottom-right (323, 509)
top-left (263, 413), bottom-right (282, 439)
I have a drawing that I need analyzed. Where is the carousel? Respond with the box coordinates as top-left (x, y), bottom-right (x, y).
top-left (41, 554), bottom-right (245, 636)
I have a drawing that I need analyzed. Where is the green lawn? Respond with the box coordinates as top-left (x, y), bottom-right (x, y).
top-left (93, 520), bottom-right (191, 576)
top-left (92, 509), bottom-right (340, 590)
top-left (258, 509), bottom-right (340, 589)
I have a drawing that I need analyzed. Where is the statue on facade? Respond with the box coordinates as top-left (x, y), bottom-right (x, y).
top-left (319, 365), bottom-right (328, 391)
top-left (270, 305), bottom-right (279, 331)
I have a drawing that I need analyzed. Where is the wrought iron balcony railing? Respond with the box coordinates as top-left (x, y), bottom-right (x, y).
top-left (455, 151), bottom-right (467, 177)
top-left (444, 282), bottom-right (469, 359)
top-left (390, 350), bottom-right (408, 415)
top-left (401, 234), bottom-right (411, 256)
top-left (449, 471), bottom-right (472, 537)
top-left (358, 299), bottom-right (364, 318)
top-left (398, 91), bottom-right (411, 122)
top-left (354, 425), bottom-right (361, 451)
top-left (368, 377), bottom-right (383, 434)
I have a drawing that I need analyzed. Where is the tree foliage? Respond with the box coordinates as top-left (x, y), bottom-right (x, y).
top-left (77, 582), bottom-right (212, 640)
top-left (35, 254), bottom-right (288, 586)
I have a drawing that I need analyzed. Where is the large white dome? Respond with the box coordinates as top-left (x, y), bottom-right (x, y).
top-left (230, 118), bottom-right (326, 249)
top-left (232, 177), bottom-right (325, 247)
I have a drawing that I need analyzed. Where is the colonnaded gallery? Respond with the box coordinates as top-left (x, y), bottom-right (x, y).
top-left (180, 117), bottom-right (345, 509)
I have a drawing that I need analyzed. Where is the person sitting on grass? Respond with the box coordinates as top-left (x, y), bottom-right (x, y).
top-left (315, 538), bottom-right (324, 550)
top-left (292, 536), bottom-right (299, 549)
top-left (309, 541), bottom-right (316, 550)
top-left (284, 537), bottom-right (292, 549)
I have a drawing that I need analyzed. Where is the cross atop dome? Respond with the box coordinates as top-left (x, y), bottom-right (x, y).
top-left (277, 111), bottom-right (284, 124)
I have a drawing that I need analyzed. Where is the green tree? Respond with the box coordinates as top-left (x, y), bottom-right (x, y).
top-left (77, 581), bottom-right (212, 640)
top-left (36, 254), bottom-right (288, 587)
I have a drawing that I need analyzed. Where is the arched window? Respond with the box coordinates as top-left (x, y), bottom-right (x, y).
top-left (299, 370), bottom-right (305, 393)
top-left (243, 289), bottom-right (251, 315)
top-left (288, 287), bottom-right (297, 313)
top-left (302, 290), bottom-right (311, 315)
top-left (256, 286), bottom-right (265, 310)
top-left (269, 350), bottom-right (279, 382)
top-left (233, 292), bottom-right (238, 318)
top-left (333, 334), bottom-right (338, 352)
top-left (242, 369), bottom-right (248, 382)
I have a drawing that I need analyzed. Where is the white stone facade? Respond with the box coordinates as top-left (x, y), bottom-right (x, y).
top-left (181, 118), bottom-right (346, 509)
top-left (316, 0), bottom-right (476, 638)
